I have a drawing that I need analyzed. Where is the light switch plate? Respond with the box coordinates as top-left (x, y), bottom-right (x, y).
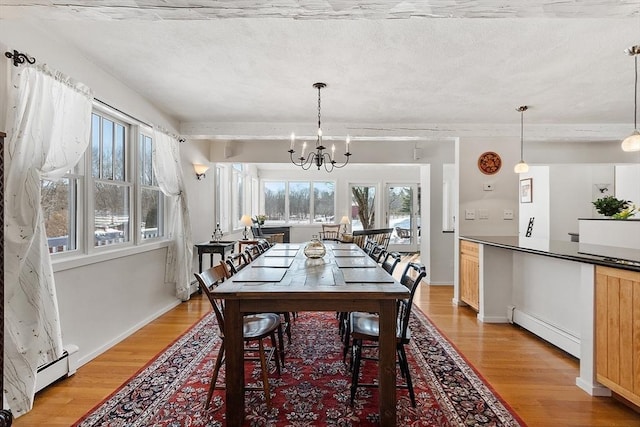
top-left (483, 183), bottom-right (494, 191)
top-left (478, 209), bottom-right (489, 219)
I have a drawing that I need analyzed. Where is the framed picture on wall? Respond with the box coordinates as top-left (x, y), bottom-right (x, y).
top-left (520, 178), bottom-right (533, 203)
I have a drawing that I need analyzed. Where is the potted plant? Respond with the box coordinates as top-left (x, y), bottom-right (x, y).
top-left (254, 214), bottom-right (267, 225)
top-left (592, 196), bottom-right (632, 218)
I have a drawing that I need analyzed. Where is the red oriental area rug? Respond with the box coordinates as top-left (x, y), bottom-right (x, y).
top-left (74, 309), bottom-right (525, 426)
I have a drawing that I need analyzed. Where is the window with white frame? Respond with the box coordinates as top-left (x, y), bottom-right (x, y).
top-left (231, 164), bottom-right (244, 229)
top-left (139, 133), bottom-right (164, 240)
top-left (262, 180), bottom-right (335, 224)
top-left (42, 107), bottom-right (166, 255)
top-left (91, 112), bottom-right (130, 247)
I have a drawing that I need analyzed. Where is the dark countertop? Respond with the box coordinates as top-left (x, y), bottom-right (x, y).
top-left (459, 235), bottom-right (640, 272)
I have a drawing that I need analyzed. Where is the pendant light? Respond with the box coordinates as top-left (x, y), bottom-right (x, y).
top-left (621, 45), bottom-right (640, 152)
top-left (514, 105), bottom-right (529, 173)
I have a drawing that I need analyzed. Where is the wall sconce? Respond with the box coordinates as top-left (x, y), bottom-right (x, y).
top-left (339, 215), bottom-right (350, 234)
top-left (193, 164), bottom-right (209, 180)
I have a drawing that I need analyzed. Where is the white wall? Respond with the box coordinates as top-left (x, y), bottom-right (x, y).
top-left (458, 137), bottom-right (520, 236)
top-left (615, 164), bottom-right (640, 206)
top-left (518, 166), bottom-right (550, 239)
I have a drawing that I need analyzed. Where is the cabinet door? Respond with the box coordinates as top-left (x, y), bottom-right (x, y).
top-left (459, 241), bottom-right (479, 311)
top-left (595, 266), bottom-right (640, 407)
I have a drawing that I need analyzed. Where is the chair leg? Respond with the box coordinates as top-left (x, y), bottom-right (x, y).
top-left (206, 341), bottom-right (225, 409)
top-left (271, 331), bottom-right (282, 373)
top-left (342, 316), bottom-right (351, 364)
top-left (258, 340), bottom-right (272, 407)
top-left (349, 338), bottom-right (362, 406)
top-left (398, 344), bottom-right (416, 407)
top-left (282, 312), bottom-right (292, 344)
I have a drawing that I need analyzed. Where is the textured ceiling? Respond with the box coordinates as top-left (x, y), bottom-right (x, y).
top-left (2, 1), bottom-right (640, 143)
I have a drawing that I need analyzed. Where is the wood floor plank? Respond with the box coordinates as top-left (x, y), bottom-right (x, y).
top-left (12, 268), bottom-right (640, 427)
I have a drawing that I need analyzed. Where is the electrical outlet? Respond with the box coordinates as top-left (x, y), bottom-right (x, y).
top-left (465, 209), bottom-right (476, 220)
top-left (503, 209), bottom-right (514, 220)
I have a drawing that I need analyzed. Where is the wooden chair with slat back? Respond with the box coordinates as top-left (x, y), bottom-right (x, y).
top-left (319, 224), bottom-right (341, 241)
top-left (380, 251), bottom-right (401, 275)
top-left (348, 262), bottom-right (426, 408)
top-left (194, 264), bottom-right (282, 409)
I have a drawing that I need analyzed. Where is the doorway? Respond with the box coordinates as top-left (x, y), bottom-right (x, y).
top-left (385, 183), bottom-right (420, 253)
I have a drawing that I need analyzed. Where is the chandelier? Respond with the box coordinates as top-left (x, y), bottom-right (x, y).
top-left (288, 82), bottom-right (352, 171)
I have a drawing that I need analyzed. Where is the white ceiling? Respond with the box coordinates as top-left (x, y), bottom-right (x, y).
top-left (2, 1), bottom-right (640, 143)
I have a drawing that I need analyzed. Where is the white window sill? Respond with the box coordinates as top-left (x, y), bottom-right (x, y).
top-left (52, 240), bottom-right (171, 273)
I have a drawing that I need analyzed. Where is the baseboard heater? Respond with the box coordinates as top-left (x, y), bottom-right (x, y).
top-left (35, 344), bottom-right (79, 393)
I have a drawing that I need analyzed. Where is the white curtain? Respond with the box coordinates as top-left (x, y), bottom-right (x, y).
top-left (4, 64), bottom-right (93, 416)
top-left (152, 129), bottom-right (193, 301)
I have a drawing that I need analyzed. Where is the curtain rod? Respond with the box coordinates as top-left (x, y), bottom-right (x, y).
top-left (94, 98), bottom-right (153, 129)
top-left (93, 99), bottom-right (184, 142)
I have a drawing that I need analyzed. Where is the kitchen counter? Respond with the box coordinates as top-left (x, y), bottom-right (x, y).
top-left (459, 235), bottom-right (640, 272)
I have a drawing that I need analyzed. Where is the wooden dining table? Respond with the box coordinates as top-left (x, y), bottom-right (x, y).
top-left (212, 242), bottom-right (410, 426)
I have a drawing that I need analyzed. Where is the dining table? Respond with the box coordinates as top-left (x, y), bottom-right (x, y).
top-left (212, 242), bottom-right (410, 426)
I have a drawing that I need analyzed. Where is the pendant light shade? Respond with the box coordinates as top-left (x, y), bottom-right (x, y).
top-left (514, 105), bottom-right (529, 173)
top-left (622, 45), bottom-right (640, 152)
top-left (621, 130), bottom-right (640, 152)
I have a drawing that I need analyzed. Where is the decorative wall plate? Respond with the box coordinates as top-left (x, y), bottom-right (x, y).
top-left (477, 151), bottom-right (502, 175)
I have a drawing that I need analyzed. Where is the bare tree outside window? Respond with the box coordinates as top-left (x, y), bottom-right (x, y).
top-left (351, 185), bottom-right (376, 230)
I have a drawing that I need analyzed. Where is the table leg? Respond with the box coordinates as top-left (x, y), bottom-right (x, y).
top-left (225, 300), bottom-right (245, 426)
top-left (198, 252), bottom-right (203, 273)
top-left (378, 300), bottom-right (397, 426)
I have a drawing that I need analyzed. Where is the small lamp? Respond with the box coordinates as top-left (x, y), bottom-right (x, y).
top-left (513, 106), bottom-right (530, 173)
top-left (194, 164), bottom-right (209, 180)
top-left (339, 215), bottom-right (350, 234)
top-left (240, 215), bottom-right (253, 240)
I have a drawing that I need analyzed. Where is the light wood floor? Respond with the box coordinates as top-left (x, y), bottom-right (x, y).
top-left (13, 272), bottom-right (640, 426)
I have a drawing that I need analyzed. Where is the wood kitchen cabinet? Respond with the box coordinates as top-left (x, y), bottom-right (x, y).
top-left (595, 265), bottom-right (640, 407)
top-left (459, 240), bottom-right (479, 311)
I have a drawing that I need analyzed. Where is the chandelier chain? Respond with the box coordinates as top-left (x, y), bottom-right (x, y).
top-left (634, 53), bottom-right (637, 129)
top-left (317, 84), bottom-right (322, 133)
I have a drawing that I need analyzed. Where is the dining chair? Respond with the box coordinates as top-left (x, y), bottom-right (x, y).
top-left (194, 264), bottom-right (283, 409)
top-left (339, 250), bottom-right (401, 361)
top-left (319, 223), bottom-right (341, 241)
top-left (380, 251), bottom-right (402, 275)
top-left (225, 252), bottom-right (250, 275)
top-left (348, 262), bottom-right (426, 407)
top-left (368, 243), bottom-right (384, 263)
top-left (221, 257), bottom-right (290, 360)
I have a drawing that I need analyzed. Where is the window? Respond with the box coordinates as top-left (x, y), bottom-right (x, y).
top-left (232, 164), bottom-right (244, 228)
top-left (42, 177), bottom-right (78, 253)
top-left (139, 133), bottom-right (164, 240)
top-left (264, 181), bottom-right (286, 223)
top-left (42, 106), bottom-right (167, 256)
top-left (92, 112), bottom-right (130, 247)
top-left (262, 180), bottom-right (335, 224)
top-left (313, 181), bottom-right (335, 223)
top-left (289, 182), bottom-right (310, 223)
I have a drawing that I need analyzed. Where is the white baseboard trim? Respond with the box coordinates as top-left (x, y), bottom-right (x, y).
top-left (513, 308), bottom-right (580, 358)
top-left (478, 314), bottom-right (510, 323)
top-left (76, 299), bottom-right (183, 368)
top-left (576, 377), bottom-right (611, 397)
